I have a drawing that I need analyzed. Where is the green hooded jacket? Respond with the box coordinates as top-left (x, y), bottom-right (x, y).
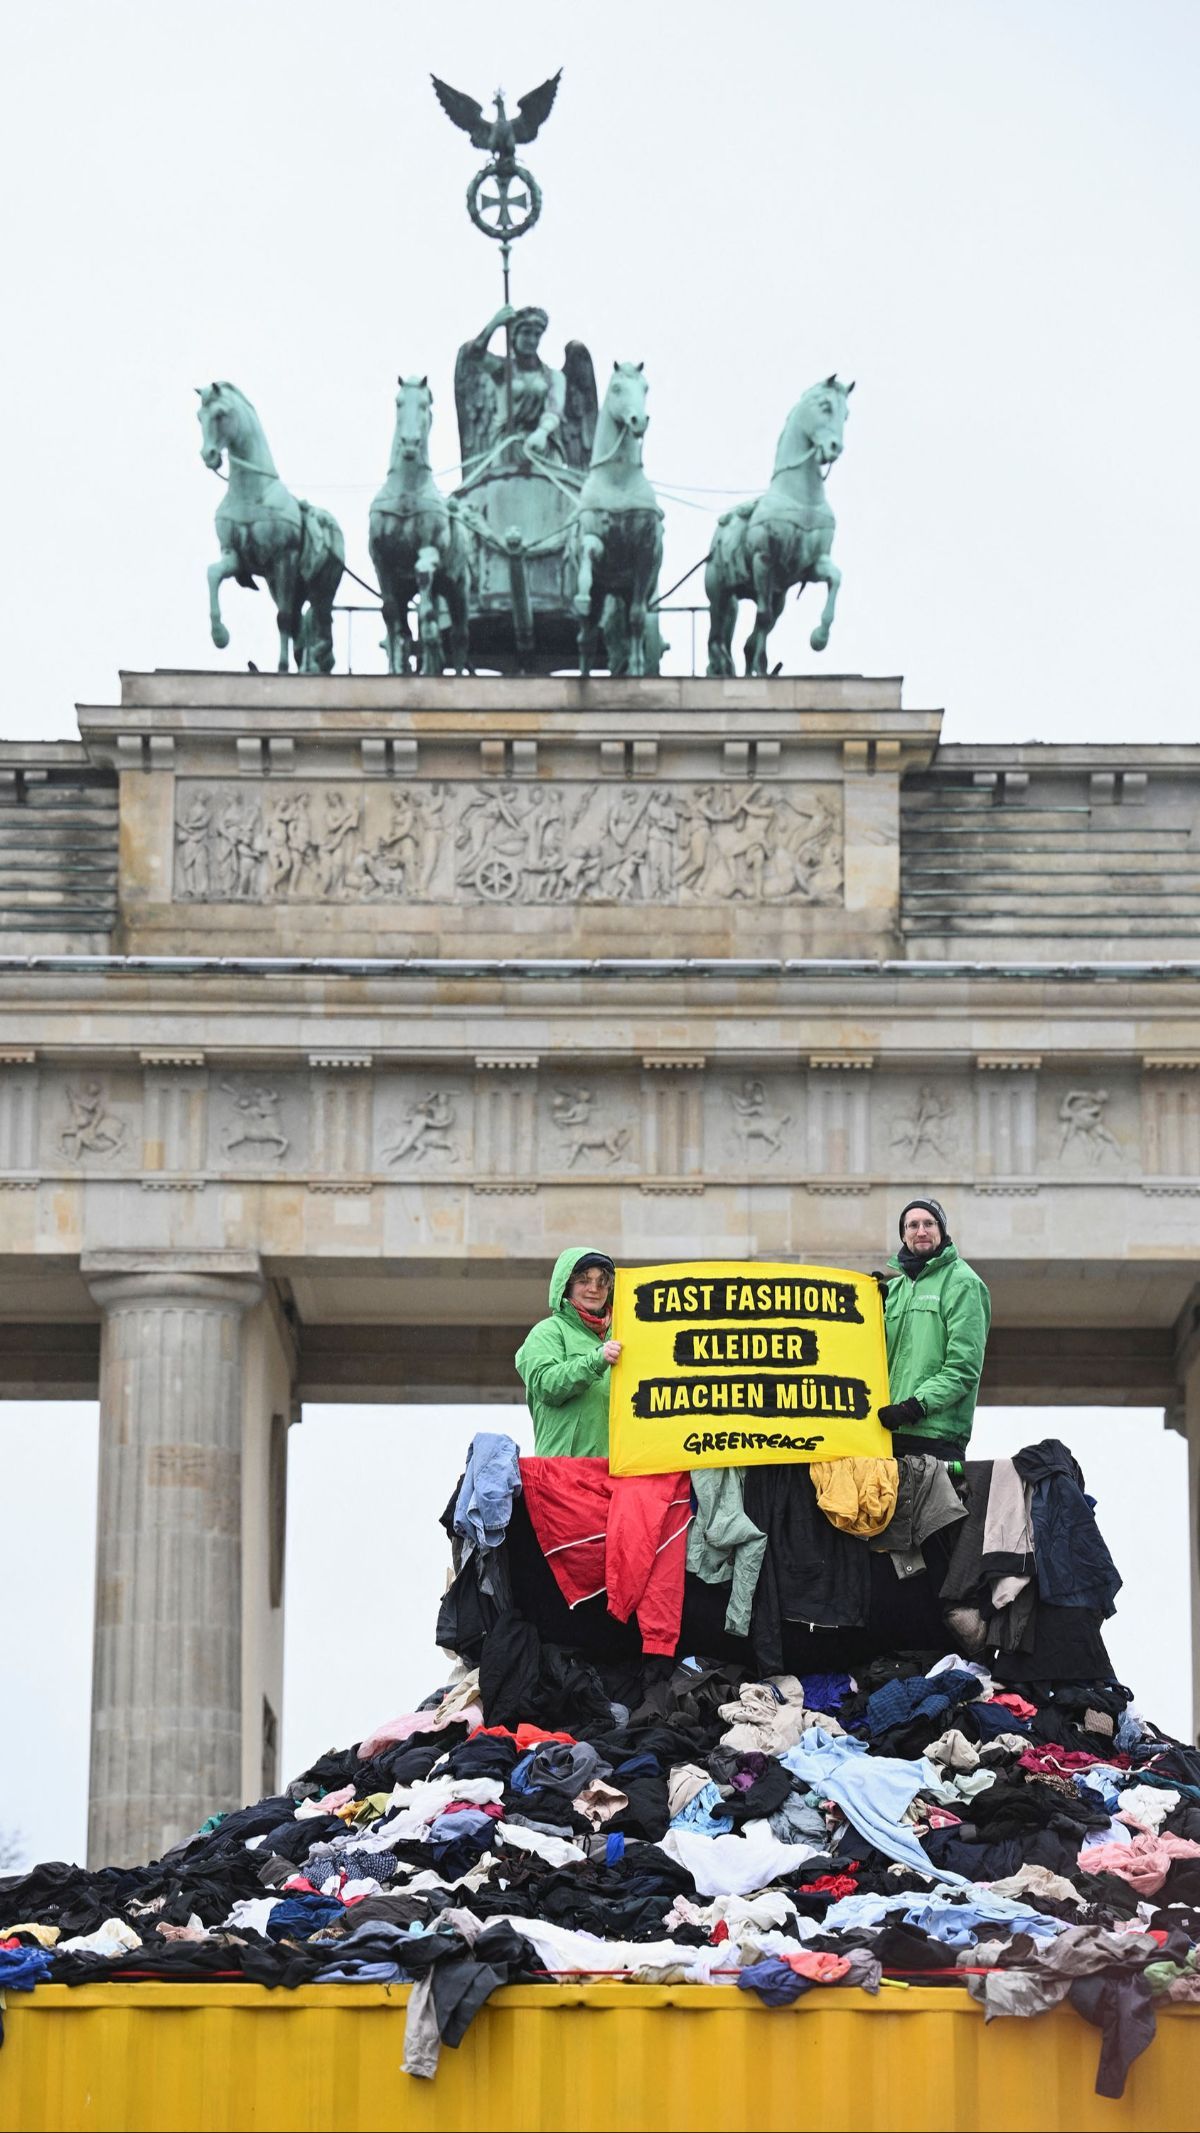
top-left (515, 1246), bottom-right (615, 1457)
top-left (883, 1241), bottom-right (991, 1449)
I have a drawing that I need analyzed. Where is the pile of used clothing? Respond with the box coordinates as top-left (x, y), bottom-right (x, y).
top-left (3, 1436), bottom-right (1198, 2102)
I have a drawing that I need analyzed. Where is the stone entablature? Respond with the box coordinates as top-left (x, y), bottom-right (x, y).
top-left (70, 673), bottom-right (936, 962)
top-left (1, 965), bottom-right (1198, 1211)
top-left (2, 1051), bottom-right (1196, 1196)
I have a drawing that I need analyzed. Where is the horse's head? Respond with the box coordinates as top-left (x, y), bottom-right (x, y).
top-left (786, 375), bottom-right (854, 471)
top-left (393, 375), bottom-right (434, 463)
top-left (196, 380), bottom-right (253, 471)
top-left (605, 360), bottom-right (650, 438)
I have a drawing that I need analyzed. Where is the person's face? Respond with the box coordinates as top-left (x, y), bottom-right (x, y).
top-left (902, 1209), bottom-right (942, 1256)
top-left (514, 321), bottom-right (541, 357)
top-left (569, 1265), bottom-right (612, 1312)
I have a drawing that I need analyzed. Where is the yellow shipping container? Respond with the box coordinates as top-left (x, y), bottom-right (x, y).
top-left (1, 1983), bottom-right (1196, 2132)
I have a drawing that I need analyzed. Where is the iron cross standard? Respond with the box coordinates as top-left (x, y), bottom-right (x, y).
top-left (431, 69), bottom-right (562, 425)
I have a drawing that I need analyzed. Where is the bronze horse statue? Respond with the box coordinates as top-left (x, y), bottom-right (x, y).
top-left (197, 382), bottom-right (344, 674)
top-left (369, 376), bottom-right (473, 676)
top-left (706, 375), bottom-right (853, 676)
top-left (571, 362), bottom-right (663, 679)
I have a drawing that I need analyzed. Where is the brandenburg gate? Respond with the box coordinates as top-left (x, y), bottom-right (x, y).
top-left (1, 667), bottom-right (1198, 1861)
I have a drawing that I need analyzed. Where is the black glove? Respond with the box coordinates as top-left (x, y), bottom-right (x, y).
top-left (878, 1397), bottom-right (925, 1431)
top-left (871, 1271), bottom-right (892, 1301)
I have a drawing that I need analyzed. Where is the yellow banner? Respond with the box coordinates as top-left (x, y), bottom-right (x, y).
top-left (608, 1260), bottom-right (892, 1476)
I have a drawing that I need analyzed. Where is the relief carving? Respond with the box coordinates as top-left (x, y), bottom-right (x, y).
top-left (1058, 1089), bottom-right (1121, 1163)
top-left (382, 1090), bottom-right (460, 1166)
top-left (215, 795), bottom-right (266, 899)
top-left (267, 795), bottom-right (317, 899)
top-left (354, 786), bottom-right (448, 899)
top-left (220, 1082), bottom-right (290, 1160)
top-left (550, 1086), bottom-right (632, 1167)
top-left (729, 1077), bottom-right (791, 1160)
top-left (172, 778), bottom-right (843, 907)
top-left (60, 1082), bottom-right (128, 1161)
top-left (891, 1084), bottom-right (956, 1162)
top-left (317, 791), bottom-right (362, 895)
top-left (678, 787), bottom-right (838, 902)
top-left (176, 793), bottom-right (212, 897)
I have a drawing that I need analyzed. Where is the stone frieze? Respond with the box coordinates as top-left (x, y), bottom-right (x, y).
top-left (171, 778), bottom-right (844, 907)
top-left (0, 1059), bottom-right (1185, 1195)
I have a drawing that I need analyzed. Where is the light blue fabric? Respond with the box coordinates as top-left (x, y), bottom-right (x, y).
top-left (315, 1960), bottom-right (403, 1982)
top-left (903, 1897), bottom-right (1065, 1945)
top-left (428, 1808), bottom-right (498, 1845)
top-left (1091, 1815), bottom-right (1133, 1847)
top-left (669, 1781), bottom-right (734, 1836)
top-left (453, 1433), bottom-right (523, 1550)
top-left (820, 1887), bottom-right (1062, 1940)
top-left (1075, 1765), bottom-right (1127, 1813)
top-left (780, 1727), bottom-right (970, 1888)
top-left (820, 1889), bottom-right (952, 1933)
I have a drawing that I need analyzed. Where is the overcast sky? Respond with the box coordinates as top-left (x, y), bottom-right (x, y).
top-left (0, 0), bottom-right (1197, 733)
top-left (1, 0), bottom-right (1198, 1867)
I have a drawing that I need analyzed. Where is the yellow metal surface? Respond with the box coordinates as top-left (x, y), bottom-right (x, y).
top-left (2, 1983), bottom-right (1196, 2133)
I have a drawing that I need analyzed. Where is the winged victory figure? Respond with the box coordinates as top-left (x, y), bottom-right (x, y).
top-left (430, 71), bottom-right (562, 176)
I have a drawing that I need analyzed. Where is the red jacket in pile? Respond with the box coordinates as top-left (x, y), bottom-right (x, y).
top-left (519, 1456), bottom-right (692, 1658)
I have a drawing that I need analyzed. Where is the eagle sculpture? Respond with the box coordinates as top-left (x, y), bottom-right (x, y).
top-left (430, 71), bottom-right (562, 173)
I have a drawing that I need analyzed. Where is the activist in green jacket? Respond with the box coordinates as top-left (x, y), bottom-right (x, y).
top-left (880, 1197), bottom-right (991, 1454)
top-left (515, 1247), bottom-right (620, 1458)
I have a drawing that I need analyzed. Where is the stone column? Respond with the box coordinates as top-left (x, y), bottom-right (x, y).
top-left (83, 1250), bottom-right (263, 1867)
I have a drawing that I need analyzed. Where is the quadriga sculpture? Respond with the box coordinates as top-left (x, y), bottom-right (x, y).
top-left (369, 376), bottom-right (473, 675)
top-left (706, 375), bottom-right (854, 677)
top-left (570, 361), bottom-right (663, 679)
top-left (196, 382), bottom-right (345, 674)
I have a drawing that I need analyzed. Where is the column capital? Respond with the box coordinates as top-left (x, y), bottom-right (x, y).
top-left (82, 1249), bottom-right (263, 1313)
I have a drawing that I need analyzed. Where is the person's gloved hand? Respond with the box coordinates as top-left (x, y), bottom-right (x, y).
top-left (871, 1271), bottom-right (891, 1301)
top-left (878, 1397), bottom-right (925, 1431)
